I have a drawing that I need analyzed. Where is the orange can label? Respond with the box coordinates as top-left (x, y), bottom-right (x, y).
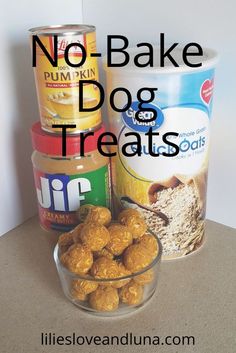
top-left (32, 30), bottom-right (101, 133)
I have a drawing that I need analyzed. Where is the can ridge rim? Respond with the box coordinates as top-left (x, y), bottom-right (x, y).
top-left (29, 24), bottom-right (96, 36)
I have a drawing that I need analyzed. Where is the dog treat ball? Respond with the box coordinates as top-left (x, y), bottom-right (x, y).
top-left (91, 257), bottom-right (119, 281)
top-left (134, 269), bottom-right (154, 285)
top-left (58, 232), bottom-right (74, 254)
top-left (118, 209), bottom-right (147, 239)
top-left (85, 206), bottom-right (111, 226)
top-left (71, 289), bottom-right (87, 301)
top-left (71, 279), bottom-right (98, 295)
top-left (136, 233), bottom-right (158, 260)
top-left (123, 244), bottom-right (153, 273)
top-left (80, 223), bottom-right (110, 251)
top-left (118, 208), bottom-right (141, 220)
top-left (71, 223), bottom-right (84, 243)
top-left (60, 243), bottom-right (93, 275)
top-left (119, 280), bottom-right (143, 305)
top-left (77, 204), bottom-right (94, 222)
top-left (89, 286), bottom-right (119, 311)
top-left (112, 263), bottom-right (131, 289)
top-left (106, 224), bottom-right (133, 255)
top-left (93, 248), bottom-right (114, 260)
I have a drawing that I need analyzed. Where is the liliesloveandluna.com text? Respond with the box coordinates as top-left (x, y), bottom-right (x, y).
top-left (41, 332), bottom-right (195, 347)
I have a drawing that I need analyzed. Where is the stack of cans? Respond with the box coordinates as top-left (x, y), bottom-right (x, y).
top-left (29, 25), bottom-right (111, 232)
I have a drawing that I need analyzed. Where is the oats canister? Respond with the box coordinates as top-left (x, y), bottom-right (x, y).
top-left (104, 47), bottom-right (218, 259)
top-left (29, 25), bottom-right (101, 134)
top-left (31, 122), bottom-right (111, 232)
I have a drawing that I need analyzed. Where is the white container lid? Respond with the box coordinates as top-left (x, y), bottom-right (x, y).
top-left (103, 47), bottom-right (218, 75)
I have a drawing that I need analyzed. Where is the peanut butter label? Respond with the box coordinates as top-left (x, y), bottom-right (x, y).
top-left (34, 165), bottom-right (110, 231)
top-left (33, 32), bottom-right (101, 133)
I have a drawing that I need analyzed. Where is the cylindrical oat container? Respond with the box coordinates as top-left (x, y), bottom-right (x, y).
top-left (29, 25), bottom-right (101, 133)
top-left (104, 47), bottom-right (218, 259)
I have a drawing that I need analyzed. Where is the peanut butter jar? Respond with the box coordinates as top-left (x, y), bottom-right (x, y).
top-left (31, 122), bottom-right (110, 232)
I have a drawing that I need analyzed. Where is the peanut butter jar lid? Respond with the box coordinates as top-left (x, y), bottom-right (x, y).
top-left (31, 122), bottom-right (105, 156)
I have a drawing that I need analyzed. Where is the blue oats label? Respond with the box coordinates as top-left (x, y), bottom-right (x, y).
top-left (122, 101), bottom-right (164, 132)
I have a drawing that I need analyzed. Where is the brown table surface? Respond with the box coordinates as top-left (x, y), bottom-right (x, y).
top-left (0, 217), bottom-right (236, 353)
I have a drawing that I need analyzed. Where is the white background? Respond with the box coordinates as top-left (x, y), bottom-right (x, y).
top-left (1, 0), bottom-right (235, 236)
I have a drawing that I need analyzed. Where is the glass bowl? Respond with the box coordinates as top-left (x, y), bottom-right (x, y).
top-left (53, 231), bottom-right (162, 317)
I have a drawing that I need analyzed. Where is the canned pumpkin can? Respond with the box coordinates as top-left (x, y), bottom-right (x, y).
top-left (29, 25), bottom-right (101, 133)
top-left (104, 47), bottom-right (218, 259)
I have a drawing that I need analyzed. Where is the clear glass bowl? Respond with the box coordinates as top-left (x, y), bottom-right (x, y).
top-left (54, 232), bottom-right (162, 317)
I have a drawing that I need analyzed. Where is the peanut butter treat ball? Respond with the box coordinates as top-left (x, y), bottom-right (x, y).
top-left (119, 280), bottom-right (143, 305)
top-left (71, 223), bottom-right (84, 243)
top-left (71, 289), bottom-right (87, 301)
top-left (80, 223), bottom-right (110, 251)
top-left (123, 244), bottom-right (153, 273)
top-left (76, 204), bottom-right (94, 222)
top-left (60, 243), bottom-right (93, 275)
top-left (106, 224), bottom-right (133, 256)
top-left (118, 208), bottom-right (142, 221)
top-left (72, 279), bottom-right (98, 295)
top-left (93, 248), bottom-right (114, 260)
top-left (58, 232), bottom-right (74, 254)
top-left (89, 286), bottom-right (119, 311)
top-left (112, 263), bottom-right (131, 289)
top-left (91, 257), bottom-right (119, 282)
top-left (85, 206), bottom-right (111, 226)
top-left (136, 233), bottom-right (158, 260)
top-left (134, 269), bottom-right (154, 285)
top-left (118, 209), bottom-right (147, 239)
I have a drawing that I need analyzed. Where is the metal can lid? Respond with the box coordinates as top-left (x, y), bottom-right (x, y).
top-left (29, 24), bottom-right (96, 36)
